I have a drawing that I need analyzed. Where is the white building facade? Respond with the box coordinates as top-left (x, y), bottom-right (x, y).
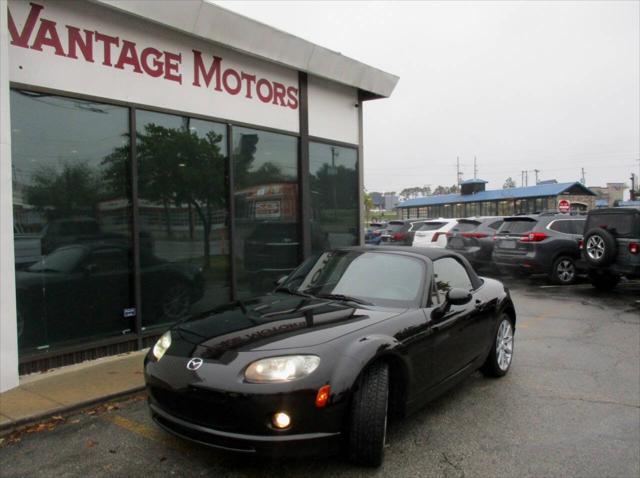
top-left (0, 0), bottom-right (397, 391)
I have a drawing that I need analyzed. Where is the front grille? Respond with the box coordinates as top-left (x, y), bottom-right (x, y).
top-left (150, 386), bottom-right (239, 430)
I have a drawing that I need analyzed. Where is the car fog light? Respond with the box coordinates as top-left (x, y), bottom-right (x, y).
top-left (272, 412), bottom-right (291, 429)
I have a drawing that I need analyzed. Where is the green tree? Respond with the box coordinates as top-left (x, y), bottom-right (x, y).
top-left (363, 189), bottom-right (373, 221)
top-left (102, 124), bottom-right (227, 270)
top-left (503, 177), bottom-right (517, 189)
top-left (25, 161), bottom-right (102, 219)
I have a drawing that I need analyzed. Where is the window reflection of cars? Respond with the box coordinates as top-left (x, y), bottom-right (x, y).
top-left (39, 216), bottom-right (154, 256)
top-left (244, 222), bottom-right (300, 290)
top-left (16, 243), bottom-right (203, 350)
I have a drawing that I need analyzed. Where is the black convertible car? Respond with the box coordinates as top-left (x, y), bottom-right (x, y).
top-left (145, 246), bottom-right (516, 466)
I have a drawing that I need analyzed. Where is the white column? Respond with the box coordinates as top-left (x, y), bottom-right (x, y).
top-left (0, 0), bottom-right (20, 392)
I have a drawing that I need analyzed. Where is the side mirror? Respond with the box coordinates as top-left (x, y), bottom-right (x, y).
top-left (447, 288), bottom-right (472, 306)
top-left (274, 275), bottom-right (288, 286)
top-left (431, 288), bottom-right (472, 321)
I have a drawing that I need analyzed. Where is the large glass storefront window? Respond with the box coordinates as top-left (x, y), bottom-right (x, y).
top-left (309, 142), bottom-right (358, 254)
top-left (136, 111), bottom-right (230, 329)
top-left (232, 127), bottom-right (299, 297)
top-left (11, 90), bottom-right (134, 352)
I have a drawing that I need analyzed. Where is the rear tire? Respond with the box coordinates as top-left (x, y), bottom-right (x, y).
top-left (481, 315), bottom-right (514, 378)
top-left (549, 256), bottom-right (577, 285)
top-left (348, 361), bottom-right (389, 467)
top-left (587, 270), bottom-right (620, 291)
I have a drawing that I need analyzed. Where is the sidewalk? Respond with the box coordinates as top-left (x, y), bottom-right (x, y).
top-left (0, 350), bottom-right (147, 433)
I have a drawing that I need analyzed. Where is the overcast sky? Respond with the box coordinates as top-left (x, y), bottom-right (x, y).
top-left (215, 1), bottom-right (639, 195)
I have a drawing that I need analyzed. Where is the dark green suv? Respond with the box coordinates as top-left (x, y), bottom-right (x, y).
top-left (581, 207), bottom-right (640, 291)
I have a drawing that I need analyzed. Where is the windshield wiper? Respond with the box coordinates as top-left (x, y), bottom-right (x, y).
top-left (314, 293), bottom-right (373, 305)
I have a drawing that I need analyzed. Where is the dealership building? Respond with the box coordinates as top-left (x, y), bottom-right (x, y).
top-left (0, 0), bottom-right (398, 391)
top-left (397, 180), bottom-right (597, 219)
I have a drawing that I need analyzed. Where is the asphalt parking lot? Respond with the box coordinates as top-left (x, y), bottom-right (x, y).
top-left (1, 276), bottom-right (639, 478)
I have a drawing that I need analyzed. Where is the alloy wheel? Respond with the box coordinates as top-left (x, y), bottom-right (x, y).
top-left (556, 259), bottom-right (575, 283)
top-left (586, 236), bottom-right (605, 261)
top-left (496, 320), bottom-right (514, 371)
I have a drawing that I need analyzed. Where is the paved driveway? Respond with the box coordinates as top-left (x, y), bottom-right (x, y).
top-left (1, 277), bottom-right (638, 477)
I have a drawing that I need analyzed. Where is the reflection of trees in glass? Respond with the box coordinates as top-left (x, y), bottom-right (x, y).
top-left (311, 163), bottom-right (358, 219)
top-left (103, 124), bottom-right (226, 270)
top-left (25, 161), bottom-right (102, 219)
top-left (232, 134), bottom-right (289, 188)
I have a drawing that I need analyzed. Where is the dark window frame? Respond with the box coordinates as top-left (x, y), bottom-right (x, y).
top-left (10, 84), bottom-right (360, 368)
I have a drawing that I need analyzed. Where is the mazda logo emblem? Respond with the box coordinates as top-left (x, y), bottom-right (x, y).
top-left (186, 358), bottom-right (203, 371)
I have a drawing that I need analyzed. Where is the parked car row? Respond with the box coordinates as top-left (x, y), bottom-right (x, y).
top-left (492, 213), bottom-right (586, 284)
top-left (365, 207), bottom-right (640, 289)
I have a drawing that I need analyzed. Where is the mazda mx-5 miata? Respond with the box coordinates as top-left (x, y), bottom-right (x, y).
top-left (145, 246), bottom-right (516, 467)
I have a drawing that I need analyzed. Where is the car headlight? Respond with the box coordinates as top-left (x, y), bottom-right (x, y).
top-left (245, 355), bottom-right (320, 383)
top-left (152, 331), bottom-right (171, 361)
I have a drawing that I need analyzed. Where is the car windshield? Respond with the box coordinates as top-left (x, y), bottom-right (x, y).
top-left (386, 222), bottom-right (406, 232)
top-left (419, 222), bottom-right (446, 231)
top-left (28, 246), bottom-right (86, 273)
top-left (281, 251), bottom-right (425, 308)
top-left (498, 219), bottom-right (537, 235)
top-left (453, 221), bottom-right (480, 232)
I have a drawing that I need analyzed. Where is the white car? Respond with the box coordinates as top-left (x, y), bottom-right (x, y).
top-left (412, 219), bottom-right (459, 248)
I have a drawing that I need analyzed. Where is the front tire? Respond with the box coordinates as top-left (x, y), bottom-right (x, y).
top-left (549, 255), bottom-right (577, 285)
top-left (481, 315), bottom-right (514, 377)
top-left (348, 361), bottom-right (389, 467)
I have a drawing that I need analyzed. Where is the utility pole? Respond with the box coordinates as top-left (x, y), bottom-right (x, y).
top-left (534, 169), bottom-right (540, 185)
top-left (456, 157), bottom-right (463, 185)
top-left (473, 156), bottom-right (478, 179)
top-left (631, 172), bottom-right (637, 201)
top-left (521, 170), bottom-right (525, 187)
top-left (580, 167), bottom-right (585, 185)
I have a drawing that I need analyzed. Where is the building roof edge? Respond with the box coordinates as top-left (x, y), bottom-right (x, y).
top-left (90, 0), bottom-right (399, 98)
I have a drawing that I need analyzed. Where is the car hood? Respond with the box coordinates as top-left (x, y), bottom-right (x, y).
top-left (15, 270), bottom-right (67, 288)
top-left (171, 293), bottom-right (405, 358)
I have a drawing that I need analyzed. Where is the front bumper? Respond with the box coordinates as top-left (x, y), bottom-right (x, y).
top-left (145, 354), bottom-right (347, 457)
top-left (149, 401), bottom-right (342, 456)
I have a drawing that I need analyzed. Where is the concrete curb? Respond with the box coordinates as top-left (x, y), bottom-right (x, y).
top-left (0, 385), bottom-right (146, 435)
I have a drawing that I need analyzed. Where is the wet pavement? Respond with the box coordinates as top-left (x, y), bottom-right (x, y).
top-left (1, 276), bottom-right (638, 478)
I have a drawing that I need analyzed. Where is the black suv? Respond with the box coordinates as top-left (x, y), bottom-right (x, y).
top-left (581, 207), bottom-right (640, 291)
top-left (493, 214), bottom-right (586, 284)
top-left (445, 217), bottom-right (504, 269)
